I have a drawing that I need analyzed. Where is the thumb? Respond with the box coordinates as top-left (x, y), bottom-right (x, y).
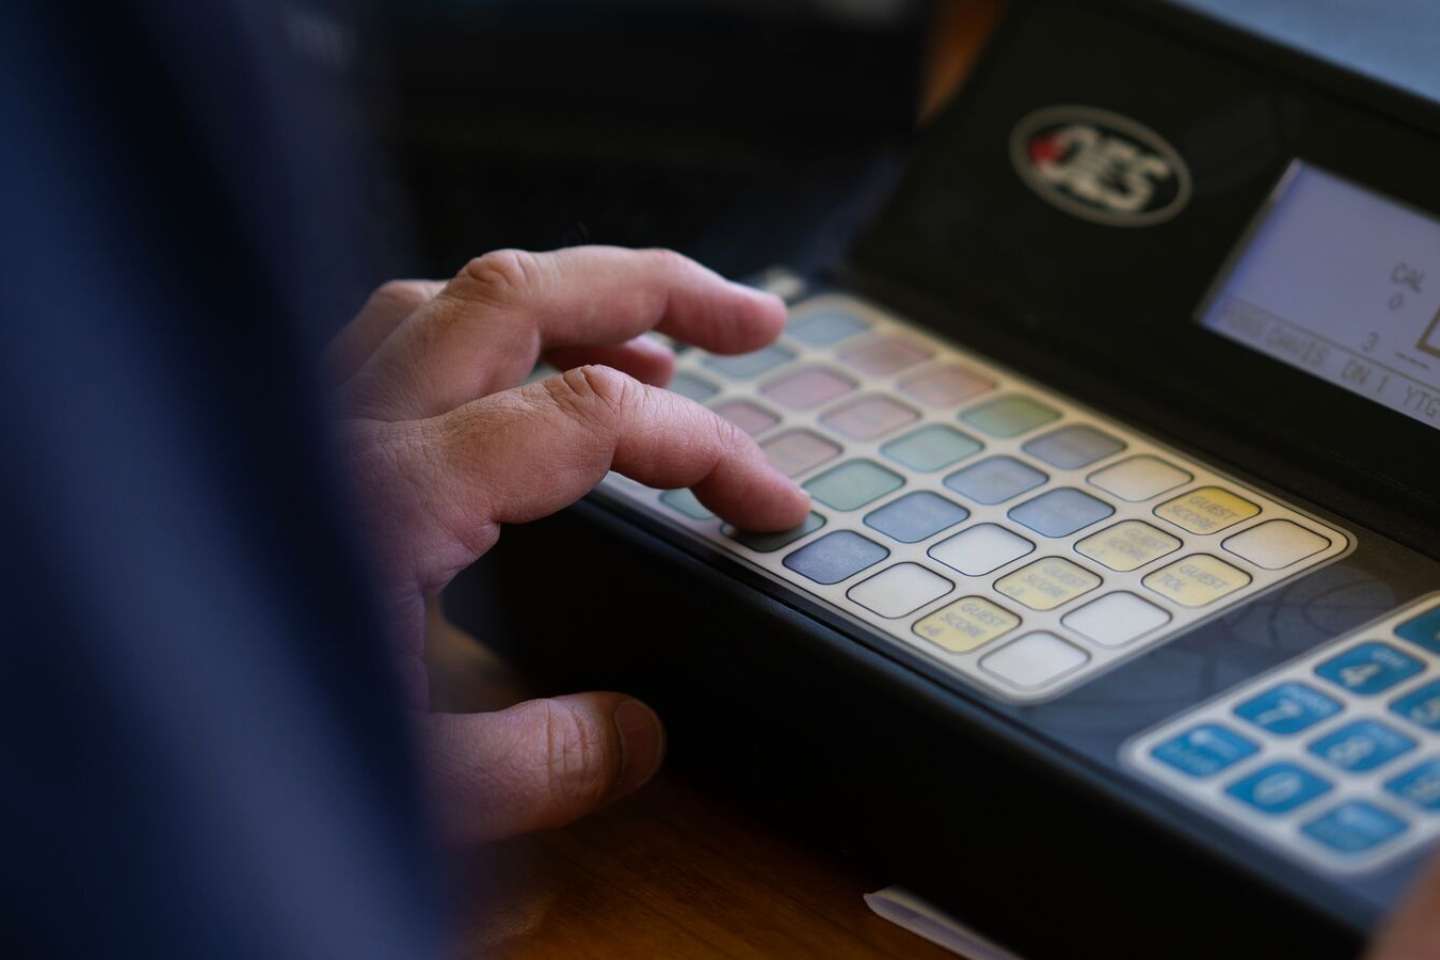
top-left (1368, 853), bottom-right (1440, 960)
top-left (421, 693), bottom-right (666, 844)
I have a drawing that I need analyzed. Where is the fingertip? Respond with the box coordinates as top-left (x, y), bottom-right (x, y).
top-left (726, 282), bottom-right (788, 350)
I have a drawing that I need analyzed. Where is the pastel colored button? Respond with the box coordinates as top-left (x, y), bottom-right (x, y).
top-left (1302, 802), bottom-right (1408, 854)
top-left (804, 459), bottom-right (905, 511)
top-left (788, 308), bottom-right (869, 346)
top-left (1155, 486), bottom-right (1260, 535)
top-left (837, 335), bottom-right (934, 375)
top-left (928, 524), bottom-right (1035, 577)
top-left (820, 395), bottom-right (920, 441)
top-left (761, 430), bottom-right (841, 477)
top-left (943, 456), bottom-right (1048, 505)
top-left (980, 632), bottom-right (1089, 689)
top-left (1315, 642), bottom-right (1424, 696)
top-left (1390, 681), bottom-right (1440, 731)
top-left (1234, 682), bottom-right (1341, 735)
top-left (1087, 455), bottom-right (1192, 502)
top-left (726, 512), bottom-right (826, 553)
top-left (670, 371), bottom-right (720, 401)
top-left (912, 596), bottom-right (1021, 653)
top-left (1152, 723), bottom-right (1259, 778)
top-left (701, 344), bottom-right (796, 379)
top-left (1061, 591), bottom-right (1171, 647)
top-left (711, 399), bottom-right (779, 436)
top-left (847, 563), bottom-right (954, 618)
top-left (783, 530), bottom-right (889, 585)
top-left (1385, 760), bottom-right (1440, 811)
top-left (1142, 554), bottom-right (1252, 608)
top-left (760, 365), bottom-right (856, 410)
top-left (659, 488), bottom-right (712, 520)
top-left (881, 424), bottom-right (983, 472)
top-left (1076, 520), bottom-right (1181, 572)
top-left (1007, 488), bottom-right (1114, 538)
top-left (961, 395), bottom-right (1061, 438)
top-left (1222, 520), bottom-right (1331, 570)
top-left (1308, 720), bottom-right (1416, 773)
top-left (1225, 762), bottom-right (1332, 815)
top-left (898, 364), bottom-right (995, 407)
top-left (1396, 604), bottom-right (1440, 655)
top-left (864, 491), bottom-right (969, 544)
top-left (1022, 425), bottom-right (1125, 470)
top-left (995, 557), bottom-right (1102, 612)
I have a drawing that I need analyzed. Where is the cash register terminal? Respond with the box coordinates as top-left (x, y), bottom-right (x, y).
top-left (450, 1), bottom-right (1440, 955)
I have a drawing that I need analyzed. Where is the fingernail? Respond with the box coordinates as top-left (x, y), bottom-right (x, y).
top-left (613, 698), bottom-right (665, 796)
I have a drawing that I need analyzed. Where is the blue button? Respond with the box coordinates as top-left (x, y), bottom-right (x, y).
top-left (1152, 723), bottom-right (1259, 778)
top-left (1302, 802), bottom-right (1408, 854)
top-left (1234, 682), bottom-right (1342, 735)
top-left (1308, 720), bottom-right (1416, 772)
top-left (1007, 487), bottom-right (1114, 538)
top-left (1397, 605), bottom-right (1440, 655)
top-left (1386, 760), bottom-right (1440, 811)
top-left (1226, 762), bottom-right (1332, 815)
top-left (1391, 680), bottom-right (1440, 731)
top-left (1315, 641), bottom-right (1424, 695)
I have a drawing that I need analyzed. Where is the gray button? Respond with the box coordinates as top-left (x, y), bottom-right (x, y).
top-left (1022, 425), bottom-right (1125, 470)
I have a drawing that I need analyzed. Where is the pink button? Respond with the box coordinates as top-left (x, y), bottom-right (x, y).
top-left (820, 395), bottom-right (920, 441)
top-left (761, 430), bottom-right (843, 477)
top-left (760, 365), bottom-right (857, 410)
top-left (712, 400), bottom-right (779, 437)
top-left (898, 364), bottom-right (996, 407)
top-left (836, 335), bottom-right (934, 376)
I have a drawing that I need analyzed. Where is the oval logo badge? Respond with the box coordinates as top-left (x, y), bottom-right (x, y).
top-left (1010, 106), bottom-right (1191, 227)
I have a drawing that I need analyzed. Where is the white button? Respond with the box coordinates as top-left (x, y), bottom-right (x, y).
top-left (1087, 455), bottom-right (1191, 502)
top-left (928, 524), bottom-right (1034, 577)
top-left (1062, 592), bottom-right (1171, 647)
top-left (1222, 520), bottom-right (1331, 570)
top-left (847, 563), bottom-right (953, 619)
top-left (980, 632), bottom-right (1089, 689)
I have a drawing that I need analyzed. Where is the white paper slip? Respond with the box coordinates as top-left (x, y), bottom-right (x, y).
top-left (863, 886), bottom-right (1025, 960)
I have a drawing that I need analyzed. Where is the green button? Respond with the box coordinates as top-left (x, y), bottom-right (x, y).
top-left (962, 395), bottom-right (1060, 438)
top-left (727, 512), bottom-right (826, 552)
top-left (659, 488), bottom-right (713, 520)
top-left (881, 424), bottom-right (983, 472)
top-left (804, 459), bottom-right (905, 511)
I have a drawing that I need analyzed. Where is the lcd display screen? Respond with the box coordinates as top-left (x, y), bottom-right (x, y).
top-left (1199, 163), bottom-right (1440, 431)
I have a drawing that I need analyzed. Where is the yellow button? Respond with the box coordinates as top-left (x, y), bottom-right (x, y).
top-left (1154, 486), bottom-right (1259, 534)
top-left (912, 596), bottom-right (1021, 653)
top-left (995, 557), bottom-right (1101, 611)
top-left (1142, 554), bottom-right (1252, 607)
top-left (1075, 520), bottom-right (1181, 572)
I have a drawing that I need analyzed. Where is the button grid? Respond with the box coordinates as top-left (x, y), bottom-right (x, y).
top-left (1127, 593), bottom-right (1440, 874)
top-left (596, 290), bottom-right (1351, 704)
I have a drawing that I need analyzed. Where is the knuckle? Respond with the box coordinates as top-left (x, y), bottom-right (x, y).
top-left (454, 249), bottom-right (543, 305)
top-left (543, 364), bottom-right (635, 427)
top-left (642, 247), bottom-right (693, 276)
top-left (706, 407), bottom-right (746, 453)
top-left (540, 699), bottom-right (616, 811)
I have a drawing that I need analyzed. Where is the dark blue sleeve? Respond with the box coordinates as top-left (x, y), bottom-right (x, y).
top-left (0, 2), bottom-right (442, 956)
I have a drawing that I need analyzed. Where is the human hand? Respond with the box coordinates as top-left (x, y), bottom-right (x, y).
top-left (329, 246), bottom-right (809, 843)
top-left (1367, 854), bottom-right (1440, 959)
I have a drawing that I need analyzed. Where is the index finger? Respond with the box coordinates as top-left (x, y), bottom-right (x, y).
top-left (384, 365), bottom-right (810, 588)
top-left (346, 247), bottom-right (786, 420)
